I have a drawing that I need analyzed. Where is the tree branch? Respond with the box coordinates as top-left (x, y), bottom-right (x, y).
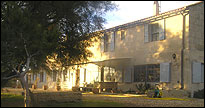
top-left (20, 57), bottom-right (31, 76)
top-left (24, 44), bottom-right (30, 57)
top-left (3, 74), bottom-right (19, 80)
top-left (30, 51), bottom-right (40, 58)
top-left (13, 67), bottom-right (20, 74)
top-left (20, 33), bottom-right (30, 57)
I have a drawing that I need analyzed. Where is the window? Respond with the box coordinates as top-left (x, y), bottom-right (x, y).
top-left (121, 31), bottom-right (125, 40)
top-left (103, 32), bottom-right (115, 52)
top-left (134, 65), bottom-right (146, 82)
top-left (134, 64), bottom-right (160, 82)
top-left (151, 23), bottom-right (159, 41)
top-left (104, 67), bottom-right (115, 82)
top-left (147, 64), bottom-right (160, 82)
top-left (144, 19), bottom-right (165, 43)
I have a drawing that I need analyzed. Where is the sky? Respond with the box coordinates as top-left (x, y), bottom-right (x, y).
top-left (104, 1), bottom-right (201, 29)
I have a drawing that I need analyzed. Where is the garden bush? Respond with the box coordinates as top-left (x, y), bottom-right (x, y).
top-left (193, 89), bottom-right (204, 99)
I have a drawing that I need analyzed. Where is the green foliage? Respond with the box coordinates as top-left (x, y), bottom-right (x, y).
top-left (193, 89), bottom-right (204, 99)
top-left (1, 93), bottom-right (126, 107)
top-left (136, 84), bottom-right (152, 94)
top-left (1, 1), bottom-right (60, 73)
top-left (46, 99), bottom-right (126, 107)
top-left (1, 93), bottom-right (24, 107)
top-left (1, 1), bottom-right (117, 85)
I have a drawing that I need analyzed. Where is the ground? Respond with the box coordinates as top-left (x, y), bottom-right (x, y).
top-left (1, 88), bottom-right (204, 107)
top-left (82, 93), bottom-right (204, 107)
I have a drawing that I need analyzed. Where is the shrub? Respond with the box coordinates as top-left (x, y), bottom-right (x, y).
top-left (136, 84), bottom-right (152, 94)
top-left (193, 89), bottom-right (204, 99)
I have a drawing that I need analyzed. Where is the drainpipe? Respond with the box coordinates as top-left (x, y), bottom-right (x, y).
top-left (180, 11), bottom-right (188, 89)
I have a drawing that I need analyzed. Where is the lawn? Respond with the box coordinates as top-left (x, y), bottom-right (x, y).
top-left (42, 99), bottom-right (126, 107)
top-left (1, 93), bottom-right (24, 107)
top-left (1, 93), bottom-right (126, 107)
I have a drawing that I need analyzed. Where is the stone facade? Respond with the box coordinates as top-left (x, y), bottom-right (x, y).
top-left (27, 2), bottom-right (204, 98)
top-left (184, 2), bottom-right (204, 95)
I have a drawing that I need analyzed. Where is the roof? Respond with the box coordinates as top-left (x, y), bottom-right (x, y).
top-left (103, 1), bottom-right (203, 33)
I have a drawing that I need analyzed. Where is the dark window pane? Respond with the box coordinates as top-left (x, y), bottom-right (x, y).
top-left (121, 31), bottom-right (125, 40)
top-left (134, 64), bottom-right (160, 82)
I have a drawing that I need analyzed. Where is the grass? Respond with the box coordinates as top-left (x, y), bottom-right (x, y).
top-left (1, 93), bottom-right (126, 107)
top-left (1, 93), bottom-right (24, 107)
top-left (42, 99), bottom-right (126, 107)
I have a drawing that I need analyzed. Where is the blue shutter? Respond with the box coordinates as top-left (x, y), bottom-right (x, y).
top-left (144, 24), bottom-right (149, 42)
top-left (159, 19), bottom-right (165, 40)
top-left (34, 74), bottom-right (36, 81)
top-left (124, 67), bottom-right (132, 82)
top-left (192, 62), bottom-right (202, 83)
top-left (43, 72), bottom-right (46, 83)
top-left (110, 32), bottom-right (115, 52)
top-left (160, 62), bottom-right (171, 82)
top-left (100, 36), bottom-right (104, 52)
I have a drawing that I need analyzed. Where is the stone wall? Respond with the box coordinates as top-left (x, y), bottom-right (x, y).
top-left (30, 91), bottom-right (82, 107)
top-left (184, 1), bottom-right (204, 94)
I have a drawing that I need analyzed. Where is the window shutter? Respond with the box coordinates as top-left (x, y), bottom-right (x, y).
top-left (34, 74), bottom-right (36, 81)
top-left (159, 19), bottom-right (165, 40)
top-left (144, 24), bottom-right (149, 42)
top-left (160, 62), bottom-right (171, 82)
top-left (110, 32), bottom-right (115, 52)
top-left (43, 72), bottom-right (46, 83)
top-left (100, 36), bottom-right (104, 52)
top-left (192, 62), bottom-right (202, 83)
top-left (202, 64), bottom-right (204, 83)
top-left (124, 67), bottom-right (132, 82)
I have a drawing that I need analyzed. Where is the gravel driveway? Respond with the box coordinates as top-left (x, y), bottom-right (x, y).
top-left (82, 93), bottom-right (204, 107)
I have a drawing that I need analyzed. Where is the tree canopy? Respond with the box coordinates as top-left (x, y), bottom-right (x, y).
top-left (1, 1), bottom-right (116, 85)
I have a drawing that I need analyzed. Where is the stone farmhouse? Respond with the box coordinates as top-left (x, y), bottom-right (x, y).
top-left (26, 1), bottom-right (204, 97)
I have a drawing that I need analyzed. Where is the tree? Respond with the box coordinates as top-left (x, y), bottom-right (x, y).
top-left (1, 1), bottom-right (116, 107)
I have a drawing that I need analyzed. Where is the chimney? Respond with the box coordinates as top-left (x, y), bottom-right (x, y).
top-left (153, 1), bottom-right (159, 15)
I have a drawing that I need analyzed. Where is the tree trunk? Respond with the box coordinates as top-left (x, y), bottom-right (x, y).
top-left (20, 75), bottom-right (31, 107)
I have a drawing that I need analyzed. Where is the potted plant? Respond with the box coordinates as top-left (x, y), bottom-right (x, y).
top-left (43, 85), bottom-right (48, 90)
